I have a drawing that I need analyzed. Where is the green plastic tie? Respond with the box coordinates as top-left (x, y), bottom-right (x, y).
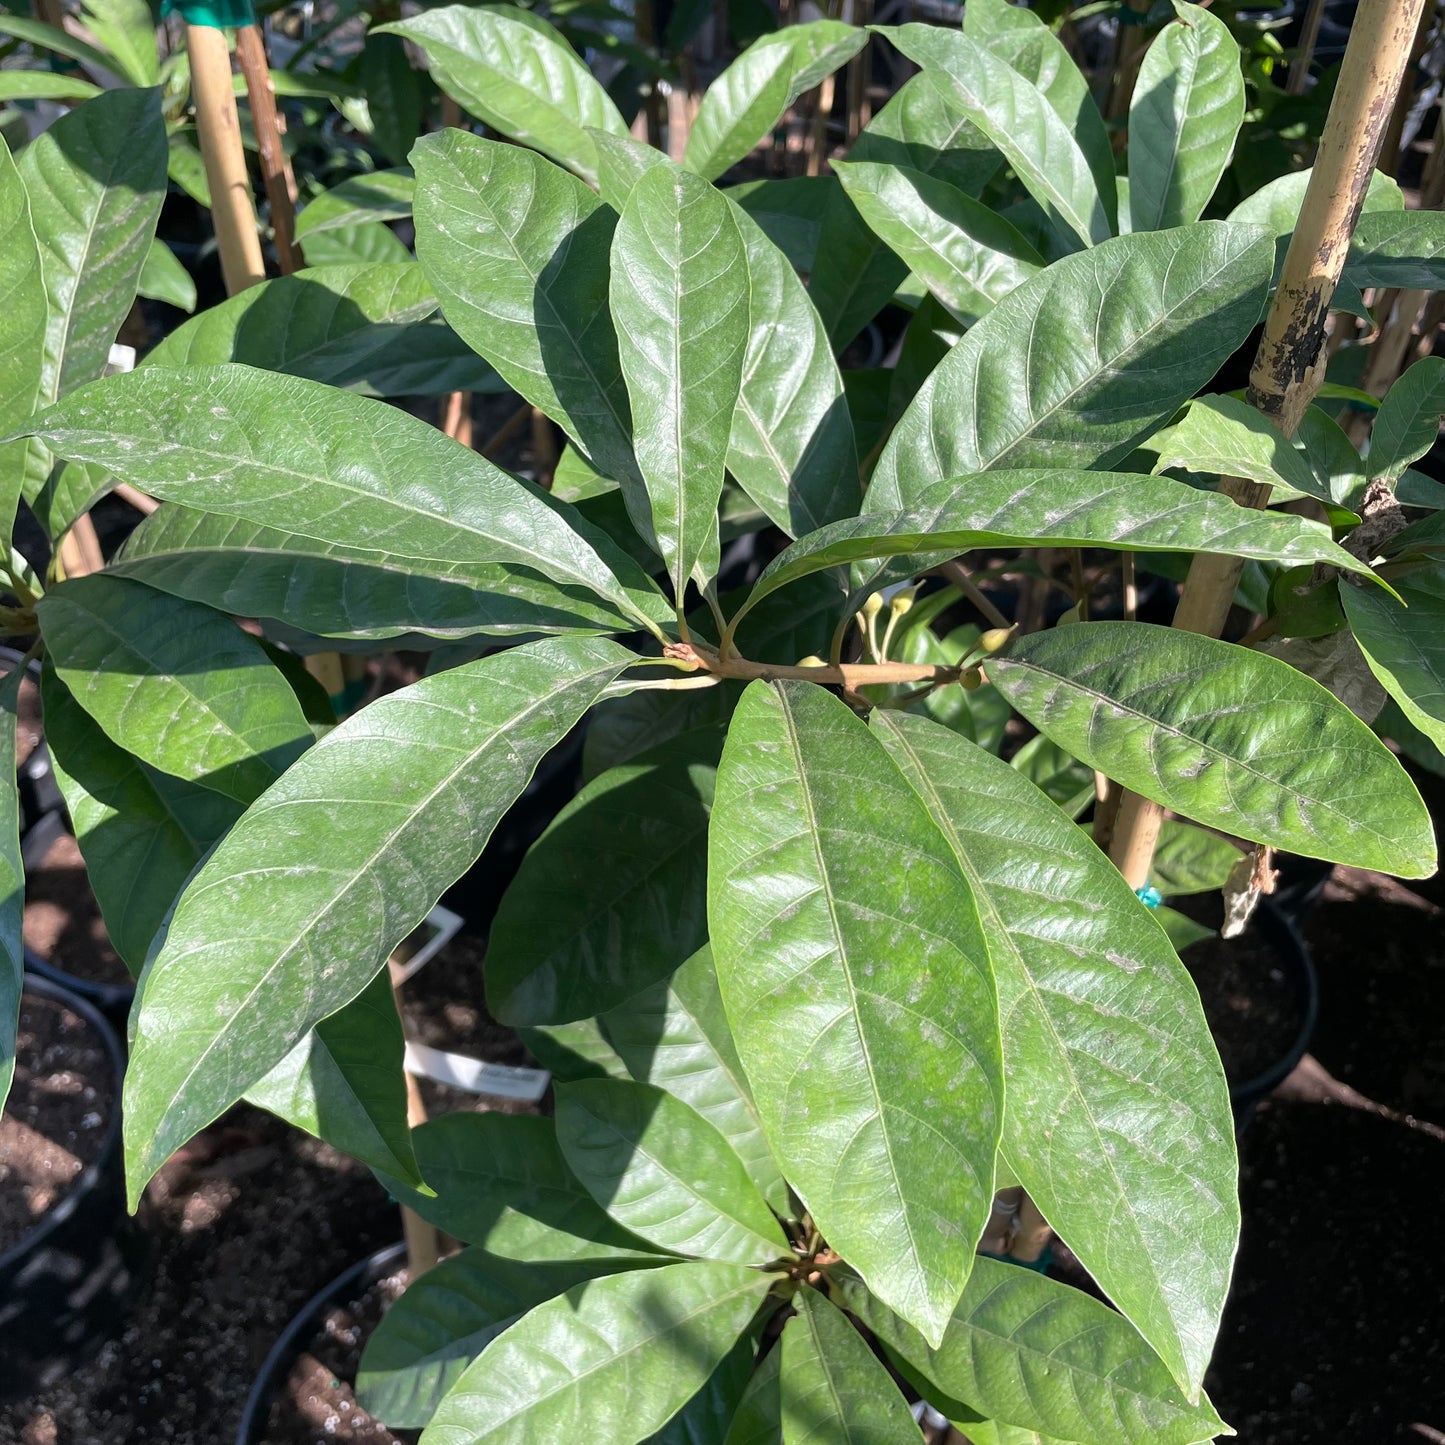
top-left (162, 0), bottom-right (255, 30)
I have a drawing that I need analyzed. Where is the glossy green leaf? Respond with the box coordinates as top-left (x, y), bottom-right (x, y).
top-left (869, 223), bottom-right (1274, 509)
top-left (684, 21), bottom-right (865, 181)
top-left (1152, 819), bottom-right (1243, 897)
top-left (1008, 733), bottom-right (1093, 819)
top-left (779, 1289), bottom-right (919, 1445)
top-left (39, 576), bottom-right (313, 804)
top-left (0, 135), bottom-right (46, 531)
top-left (121, 637), bottom-right (641, 1202)
top-left (556, 1079), bottom-right (790, 1264)
top-left (0, 667), bottom-right (24, 1111)
top-left (361, 32), bottom-right (427, 168)
top-left (840, 1261), bottom-right (1228, 1444)
top-left (40, 664), bottom-right (242, 972)
top-left (244, 967), bottom-right (422, 1185)
top-left (1297, 404), bottom-right (1365, 506)
top-left (379, 1113), bottom-right (667, 1265)
top-left (871, 712), bottom-right (1236, 1395)
top-left (1229, 166), bottom-right (1401, 239)
top-left (419, 1261), bottom-right (771, 1445)
top-left (709, 680), bottom-right (1001, 1345)
top-left (834, 160), bottom-right (1042, 324)
top-left (488, 731), bottom-right (719, 1026)
top-left (81, 0), bottom-right (158, 85)
top-left (1148, 392), bottom-right (1326, 501)
top-left (644, 1326), bottom-right (761, 1445)
top-left (991, 621), bottom-right (1436, 876)
top-left (1343, 209), bottom-right (1445, 290)
top-left (727, 176), bottom-right (831, 273)
top-left (17, 365), bottom-right (669, 635)
top-left (603, 945), bottom-right (787, 1215)
top-left (411, 132), bottom-right (646, 529)
top-left (298, 219), bottom-right (412, 268)
top-left (0, 16), bottom-right (117, 86)
top-left (137, 237), bottom-right (196, 313)
top-left (166, 135), bottom-right (211, 209)
top-left (733, 467), bottom-right (1373, 627)
top-left (1154, 906), bottom-right (1216, 953)
top-left (879, 24), bottom-right (1109, 250)
top-left (1129, 1), bottom-right (1244, 232)
top-left (0, 69), bottom-right (102, 103)
top-left (376, 5), bottom-right (627, 184)
top-left (1367, 355), bottom-right (1444, 482)
top-left (358, 1249), bottom-right (634, 1429)
top-left (1343, 569), bottom-right (1445, 752)
top-left (295, 167), bottom-right (415, 236)
top-left (724, 1341), bottom-right (782, 1445)
top-left (611, 163), bottom-right (750, 596)
top-left (519, 1015), bottom-right (632, 1084)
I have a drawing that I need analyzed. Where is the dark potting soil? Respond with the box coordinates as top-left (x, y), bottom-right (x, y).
top-left (0, 991), bottom-right (113, 1255)
top-left (22, 831), bottom-right (133, 989)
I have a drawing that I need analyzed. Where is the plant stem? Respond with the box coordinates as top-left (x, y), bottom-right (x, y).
top-left (388, 960), bottom-right (439, 1278)
top-left (938, 558), bottom-right (1011, 630)
top-left (235, 23), bottom-right (302, 274)
top-left (663, 640), bottom-right (963, 691)
top-left (1108, 0), bottom-right (1429, 891)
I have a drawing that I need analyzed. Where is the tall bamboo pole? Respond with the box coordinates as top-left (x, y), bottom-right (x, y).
top-left (1108, 0), bottom-right (1431, 891)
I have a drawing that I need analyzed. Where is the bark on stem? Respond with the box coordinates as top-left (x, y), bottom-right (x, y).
top-left (235, 23), bottom-right (302, 275)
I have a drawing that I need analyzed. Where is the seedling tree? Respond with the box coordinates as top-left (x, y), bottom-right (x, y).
top-left (3, 2), bottom-right (1444, 1442)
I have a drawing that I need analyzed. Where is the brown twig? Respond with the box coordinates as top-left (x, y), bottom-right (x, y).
top-left (234, 23), bottom-right (301, 274)
top-left (938, 558), bottom-right (1011, 630)
top-left (664, 639), bottom-right (966, 691)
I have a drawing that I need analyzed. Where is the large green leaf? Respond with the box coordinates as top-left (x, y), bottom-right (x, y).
top-left (708, 680), bottom-right (1001, 1346)
top-left (410, 132), bottom-right (646, 526)
top-left (418, 1261), bottom-right (771, 1445)
top-left (779, 1289), bottom-right (920, 1445)
top-left (991, 622), bottom-right (1436, 876)
top-left (683, 21), bottom-right (866, 181)
top-left (644, 1327), bottom-right (761, 1445)
top-left (1150, 818), bottom-right (1243, 898)
top-left (298, 220), bottom-right (412, 268)
top-left (868, 222), bottom-right (1274, 509)
top-left (839, 1261), bottom-right (1228, 1444)
top-left (0, 667), bottom-right (24, 1111)
top-left (41, 664), bottom-right (242, 972)
top-left (80, 0), bottom-right (158, 86)
top-left (488, 732), bottom-right (718, 1026)
top-left (1343, 569), bottom-right (1445, 752)
top-left (39, 576), bottom-right (313, 804)
top-left (1367, 355), bottom-right (1444, 482)
top-left (379, 1113), bottom-right (667, 1265)
top-left (878, 24), bottom-right (1109, 250)
top-left (1343, 209), bottom-right (1445, 290)
top-left (728, 176), bottom-right (832, 273)
top-left (0, 71), bottom-right (103, 103)
top-left (137, 238), bottom-right (196, 314)
top-left (17, 365), bottom-right (670, 636)
top-left (556, 1079), bottom-right (790, 1264)
top-left (730, 467), bottom-right (1374, 628)
top-left (603, 946), bottom-right (787, 1215)
top-left (244, 967), bottom-right (423, 1185)
top-left (834, 160), bottom-right (1042, 325)
top-left (0, 15), bottom-right (117, 78)
top-left (1129, 1), bottom-right (1244, 232)
top-left (724, 1341), bottom-right (782, 1445)
top-left (121, 637), bottom-right (641, 1202)
top-left (295, 167), bottom-right (416, 237)
top-left (358, 1249), bottom-right (635, 1429)
top-left (611, 164), bottom-right (750, 597)
top-left (377, 5), bottom-right (627, 184)
top-left (0, 136), bottom-right (47, 530)
top-left (869, 712), bottom-right (1236, 1397)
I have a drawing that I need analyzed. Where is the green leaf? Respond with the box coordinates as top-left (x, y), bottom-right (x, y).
top-left (1008, 733), bottom-right (1093, 819)
top-left (709, 680), bottom-right (1001, 1346)
top-left (603, 945), bottom-right (787, 1215)
top-left (244, 967), bottom-right (423, 1186)
top-left (1129, 1), bottom-right (1244, 232)
top-left (1148, 392), bottom-right (1327, 501)
top-left (732, 467), bottom-right (1374, 627)
top-left (1297, 404), bottom-right (1365, 507)
top-left (518, 1015), bottom-right (632, 1084)
top-left (644, 1326), bottom-right (761, 1445)
top-left (0, 667), bottom-right (24, 1111)
top-left (991, 621), bottom-right (1436, 877)
top-left (556, 1079), bottom-right (790, 1264)
top-left (1154, 906), bottom-right (1215, 953)
top-left (1230, 166), bottom-right (1401, 238)
top-left (0, 71), bottom-right (102, 103)
top-left (166, 135), bottom-right (210, 209)
top-left (1367, 355), bottom-right (1444, 482)
top-left (0, 15), bottom-right (118, 81)
top-left (376, 5), bottom-right (627, 184)
top-left (488, 731), bottom-right (719, 1026)
top-left (1344, 209), bottom-right (1445, 290)
top-left (1343, 569), bottom-right (1445, 752)
top-left (295, 167), bottom-right (416, 236)
top-left (724, 1341), bottom-right (781, 1445)
top-left (137, 237), bottom-right (196, 313)
top-left (38, 576), bottom-right (313, 804)
top-left (80, 0), bottom-right (158, 86)
top-left (834, 160), bottom-right (1042, 325)
top-left (839, 1261), bottom-right (1229, 1444)
top-left (121, 637), bottom-right (641, 1203)
top-left (40, 664), bottom-right (241, 972)
top-left (1150, 819), bottom-right (1243, 897)
top-left (878, 24), bottom-right (1109, 250)
top-left (0, 135), bottom-right (46, 532)
top-left (361, 31), bottom-right (427, 168)
top-left (683, 21), bottom-right (865, 181)
top-left (18, 365), bottom-right (669, 636)
top-left (358, 1249), bottom-right (635, 1429)
top-left (299, 218), bottom-right (412, 267)
top-left (871, 712), bottom-right (1237, 1395)
top-left (779, 1289), bottom-right (920, 1445)
top-left (419, 1260), bottom-right (770, 1445)
top-left (611, 164), bottom-right (750, 596)
top-left (868, 222), bottom-right (1274, 510)
top-left (411, 132), bottom-right (646, 530)
top-left (727, 176), bottom-right (831, 273)
top-left (379, 1112), bottom-right (667, 1265)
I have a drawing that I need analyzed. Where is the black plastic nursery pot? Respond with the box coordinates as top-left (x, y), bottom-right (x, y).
top-left (235, 1240), bottom-right (407, 1445)
top-left (0, 973), bottom-right (151, 1402)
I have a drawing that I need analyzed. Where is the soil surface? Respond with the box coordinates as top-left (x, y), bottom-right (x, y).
top-left (0, 992), bottom-right (113, 1255)
top-left (22, 831), bottom-right (132, 990)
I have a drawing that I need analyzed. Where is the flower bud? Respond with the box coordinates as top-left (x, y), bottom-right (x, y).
top-left (889, 586), bottom-right (917, 616)
top-left (978, 626), bottom-right (1013, 654)
top-left (1056, 604), bottom-right (1082, 627)
top-left (961, 667), bottom-right (983, 691)
top-left (861, 592), bottom-right (884, 620)
top-left (797, 655), bottom-right (826, 668)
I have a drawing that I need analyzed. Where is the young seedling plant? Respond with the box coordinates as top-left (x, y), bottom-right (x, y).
top-left (3, 2), bottom-right (1444, 1442)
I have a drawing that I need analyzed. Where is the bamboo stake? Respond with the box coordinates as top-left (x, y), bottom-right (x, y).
top-left (234, 22), bottom-right (302, 274)
top-left (1108, 0), bottom-right (1430, 892)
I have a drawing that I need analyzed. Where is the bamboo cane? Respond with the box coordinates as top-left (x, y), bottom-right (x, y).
top-left (234, 22), bottom-right (302, 274)
top-left (1108, 0), bottom-right (1431, 893)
